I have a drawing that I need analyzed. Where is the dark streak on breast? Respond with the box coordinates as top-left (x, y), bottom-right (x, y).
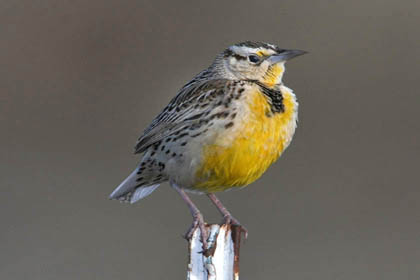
top-left (250, 80), bottom-right (285, 115)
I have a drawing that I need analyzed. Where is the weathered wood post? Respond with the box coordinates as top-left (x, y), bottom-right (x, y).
top-left (187, 224), bottom-right (243, 280)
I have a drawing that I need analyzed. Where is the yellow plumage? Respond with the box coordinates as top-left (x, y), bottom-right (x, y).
top-left (263, 64), bottom-right (285, 87)
top-left (194, 86), bottom-right (297, 192)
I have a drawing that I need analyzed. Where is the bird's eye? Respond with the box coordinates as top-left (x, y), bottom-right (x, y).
top-left (248, 55), bottom-right (260, 63)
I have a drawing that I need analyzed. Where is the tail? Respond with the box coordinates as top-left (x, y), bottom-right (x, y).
top-left (109, 168), bottom-right (160, 204)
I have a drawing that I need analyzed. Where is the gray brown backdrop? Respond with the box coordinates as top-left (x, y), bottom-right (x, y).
top-left (1, 0), bottom-right (419, 279)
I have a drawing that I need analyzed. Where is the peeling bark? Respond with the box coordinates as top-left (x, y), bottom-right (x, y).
top-left (187, 224), bottom-right (243, 280)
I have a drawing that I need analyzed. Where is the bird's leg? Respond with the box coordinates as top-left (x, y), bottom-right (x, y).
top-left (207, 193), bottom-right (248, 239)
top-left (171, 183), bottom-right (208, 251)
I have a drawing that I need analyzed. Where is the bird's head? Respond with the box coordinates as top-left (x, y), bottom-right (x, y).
top-left (213, 41), bottom-right (306, 87)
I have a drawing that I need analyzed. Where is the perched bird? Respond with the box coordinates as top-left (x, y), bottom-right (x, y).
top-left (110, 41), bottom-right (306, 249)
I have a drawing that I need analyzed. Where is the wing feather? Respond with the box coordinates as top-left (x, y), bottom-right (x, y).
top-left (134, 79), bottom-right (232, 154)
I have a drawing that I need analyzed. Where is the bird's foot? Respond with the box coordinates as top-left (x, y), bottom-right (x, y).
top-left (206, 193), bottom-right (248, 239)
top-left (222, 214), bottom-right (248, 239)
top-left (184, 212), bottom-right (209, 253)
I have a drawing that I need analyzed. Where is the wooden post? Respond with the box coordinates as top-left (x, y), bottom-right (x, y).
top-left (187, 224), bottom-right (243, 280)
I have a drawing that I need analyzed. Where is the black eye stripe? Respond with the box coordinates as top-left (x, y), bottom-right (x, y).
top-left (224, 48), bottom-right (272, 63)
top-left (223, 49), bottom-right (246, 60)
top-left (233, 54), bottom-right (246, 60)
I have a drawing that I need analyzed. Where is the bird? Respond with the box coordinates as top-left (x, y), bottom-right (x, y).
top-left (110, 41), bottom-right (306, 250)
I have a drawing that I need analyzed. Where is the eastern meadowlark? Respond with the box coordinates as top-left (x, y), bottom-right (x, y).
top-left (110, 41), bottom-right (306, 249)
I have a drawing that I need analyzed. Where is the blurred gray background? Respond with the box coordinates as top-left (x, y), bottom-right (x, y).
top-left (1, 0), bottom-right (419, 279)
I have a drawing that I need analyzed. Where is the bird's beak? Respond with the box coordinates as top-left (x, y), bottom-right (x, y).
top-left (268, 49), bottom-right (307, 64)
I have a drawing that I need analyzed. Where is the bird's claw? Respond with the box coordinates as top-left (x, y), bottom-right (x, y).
top-left (222, 214), bottom-right (248, 239)
top-left (184, 213), bottom-right (209, 253)
top-left (184, 219), bottom-right (199, 240)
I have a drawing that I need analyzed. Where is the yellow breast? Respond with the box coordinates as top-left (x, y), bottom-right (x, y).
top-left (194, 86), bottom-right (298, 192)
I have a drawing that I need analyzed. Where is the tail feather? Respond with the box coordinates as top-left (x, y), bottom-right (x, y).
top-left (130, 184), bottom-right (160, 203)
top-left (109, 168), bottom-right (160, 203)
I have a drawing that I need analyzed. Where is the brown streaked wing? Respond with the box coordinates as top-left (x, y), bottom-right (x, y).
top-left (134, 79), bottom-right (232, 154)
